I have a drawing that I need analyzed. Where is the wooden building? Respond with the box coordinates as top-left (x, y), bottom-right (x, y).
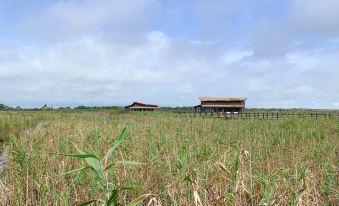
top-left (194, 97), bottom-right (246, 113)
top-left (125, 102), bottom-right (160, 111)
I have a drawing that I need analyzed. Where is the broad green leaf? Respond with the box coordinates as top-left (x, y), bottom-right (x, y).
top-left (79, 199), bottom-right (97, 206)
top-left (104, 160), bottom-right (144, 171)
top-left (61, 166), bottom-right (89, 176)
top-left (106, 189), bottom-right (119, 206)
top-left (103, 127), bottom-right (126, 162)
top-left (85, 157), bottom-right (104, 180)
top-left (60, 153), bottom-right (99, 160)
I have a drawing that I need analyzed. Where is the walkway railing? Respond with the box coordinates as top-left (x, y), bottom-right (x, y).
top-left (177, 112), bottom-right (338, 120)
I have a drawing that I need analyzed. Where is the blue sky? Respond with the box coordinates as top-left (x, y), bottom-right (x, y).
top-left (0, 0), bottom-right (339, 108)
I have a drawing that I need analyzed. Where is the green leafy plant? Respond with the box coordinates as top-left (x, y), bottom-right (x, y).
top-left (61, 127), bottom-right (145, 206)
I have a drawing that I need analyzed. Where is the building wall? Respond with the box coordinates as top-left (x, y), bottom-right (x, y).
top-left (201, 100), bottom-right (245, 106)
top-left (196, 100), bottom-right (246, 113)
top-left (126, 107), bottom-right (156, 111)
top-left (196, 107), bottom-right (243, 113)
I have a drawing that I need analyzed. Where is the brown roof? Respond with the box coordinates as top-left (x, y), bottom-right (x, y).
top-left (125, 102), bottom-right (160, 108)
top-left (199, 97), bottom-right (247, 102)
top-left (200, 104), bottom-right (244, 108)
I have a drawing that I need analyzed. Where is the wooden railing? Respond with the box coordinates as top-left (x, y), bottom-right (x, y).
top-left (176, 112), bottom-right (338, 120)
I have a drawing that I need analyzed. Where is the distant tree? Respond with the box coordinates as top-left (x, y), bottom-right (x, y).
top-left (0, 103), bottom-right (10, 110)
top-left (41, 104), bottom-right (48, 110)
top-left (74, 106), bottom-right (87, 109)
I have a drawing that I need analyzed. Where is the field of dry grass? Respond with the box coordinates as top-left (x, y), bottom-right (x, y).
top-left (0, 110), bottom-right (338, 205)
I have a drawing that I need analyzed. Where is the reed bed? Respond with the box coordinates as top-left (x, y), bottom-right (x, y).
top-left (0, 110), bottom-right (338, 205)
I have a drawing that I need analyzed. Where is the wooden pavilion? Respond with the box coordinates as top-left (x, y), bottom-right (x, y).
top-left (194, 97), bottom-right (246, 113)
top-left (125, 102), bottom-right (160, 111)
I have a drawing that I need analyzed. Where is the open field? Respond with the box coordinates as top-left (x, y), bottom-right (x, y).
top-left (0, 110), bottom-right (338, 205)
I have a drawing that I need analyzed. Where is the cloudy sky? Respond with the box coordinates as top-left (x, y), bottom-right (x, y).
top-left (0, 0), bottom-right (338, 108)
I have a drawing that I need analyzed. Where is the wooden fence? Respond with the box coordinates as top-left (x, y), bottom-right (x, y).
top-left (177, 112), bottom-right (338, 120)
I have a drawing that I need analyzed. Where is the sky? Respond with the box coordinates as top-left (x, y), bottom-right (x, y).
top-left (0, 0), bottom-right (339, 108)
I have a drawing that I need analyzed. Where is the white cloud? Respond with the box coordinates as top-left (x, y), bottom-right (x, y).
top-left (250, 19), bottom-right (293, 57)
top-left (0, 31), bottom-right (231, 107)
top-left (18, 0), bottom-right (159, 38)
top-left (1, 30), bottom-right (339, 108)
top-left (221, 48), bottom-right (253, 64)
top-left (288, 0), bottom-right (339, 37)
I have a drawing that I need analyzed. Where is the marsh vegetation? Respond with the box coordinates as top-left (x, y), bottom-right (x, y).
top-left (0, 110), bottom-right (338, 205)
